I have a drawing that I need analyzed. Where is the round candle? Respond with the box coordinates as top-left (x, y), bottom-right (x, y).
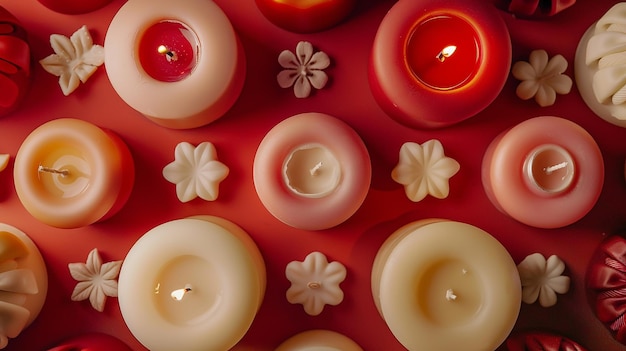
top-left (371, 219), bottom-right (521, 351)
top-left (253, 112), bottom-right (371, 230)
top-left (47, 333), bottom-right (132, 351)
top-left (0, 223), bottom-right (48, 349)
top-left (35, 0), bottom-right (112, 14)
top-left (481, 116), bottom-right (603, 228)
top-left (369, 0), bottom-right (511, 128)
top-left (575, 3), bottom-right (626, 128)
top-left (275, 330), bottom-right (363, 351)
top-left (255, 0), bottom-right (356, 33)
top-left (0, 6), bottom-right (30, 118)
top-left (118, 216), bottom-right (266, 351)
top-left (104, 0), bottom-right (245, 129)
top-left (13, 118), bottom-right (135, 229)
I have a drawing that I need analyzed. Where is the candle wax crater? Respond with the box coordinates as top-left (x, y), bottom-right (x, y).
top-left (524, 144), bottom-right (575, 195)
top-left (417, 259), bottom-right (481, 326)
top-left (283, 144), bottom-right (341, 198)
top-left (38, 152), bottom-right (91, 199)
top-left (406, 15), bottom-right (479, 90)
top-left (153, 255), bottom-right (217, 326)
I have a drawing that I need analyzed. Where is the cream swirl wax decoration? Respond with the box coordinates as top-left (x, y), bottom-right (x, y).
top-left (481, 116), bottom-right (603, 229)
top-left (253, 113), bottom-right (371, 230)
top-left (369, 0), bottom-right (511, 128)
top-left (371, 219), bottom-right (521, 351)
top-left (575, 3), bottom-right (626, 127)
top-left (13, 119), bottom-right (135, 229)
top-left (104, 0), bottom-right (245, 129)
top-left (0, 223), bottom-right (47, 349)
top-left (118, 216), bottom-right (266, 351)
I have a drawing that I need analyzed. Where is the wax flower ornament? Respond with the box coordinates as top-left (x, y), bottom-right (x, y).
top-left (512, 50), bottom-right (572, 107)
top-left (69, 248), bottom-right (122, 312)
top-left (162, 142), bottom-right (229, 203)
top-left (285, 252), bottom-right (346, 316)
top-left (517, 253), bottom-right (570, 307)
top-left (391, 140), bottom-right (460, 202)
top-left (40, 25), bottom-right (104, 96)
top-left (278, 41), bottom-right (330, 98)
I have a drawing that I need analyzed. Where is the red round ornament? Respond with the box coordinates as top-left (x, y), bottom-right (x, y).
top-left (0, 6), bottom-right (30, 118)
top-left (506, 331), bottom-right (588, 351)
top-left (36, 0), bottom-right (112, 14)
top-left (255, 0), bottom-right (356, 33)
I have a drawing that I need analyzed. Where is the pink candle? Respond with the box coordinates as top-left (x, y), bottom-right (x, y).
top-left (481, 116), bottom-right (604, 228)
top-left (369, 0), bottom-right (511, 128)
top-left (253, 113), bottom-right (371, 230)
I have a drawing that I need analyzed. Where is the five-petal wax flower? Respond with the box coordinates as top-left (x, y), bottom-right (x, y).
top-left (39, 25), bottom-right (104, 96)
top-left (391, 140), bottom-right (460, 202)
top-left (512, 49), bottom-right (572, 107)
top-left (517, 253), bottom-right (570, 307)
top-left (69, 248), bottom-right (122, 312)
top-left (0, 154), bottom-right (8, 172)
top-left (162, 141), bottom-right (229, 203)
top-left (277, 41), bottom-right (330, 98)
top-left (285, 251), bottom-right (346, 316)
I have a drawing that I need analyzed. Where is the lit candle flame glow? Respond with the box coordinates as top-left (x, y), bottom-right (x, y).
top-left (170, 284), bottom-right (192, 301)
top-left (157, 45), bottom-right (178, 62)
top-left (436, 45), bottom-right (457, 62)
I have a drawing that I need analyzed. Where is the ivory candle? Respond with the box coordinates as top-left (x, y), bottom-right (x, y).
top-left (276, 330), bottom-right (363, 351)
top-left (13, 119), bottom-right (135, 229)
top-left (47, 333), bottom-right (132, 351)
top-left (104, 0), bottom-right (245, 129)
top-left (371, 219), bottom-right (521, 351)
top-left (369, 0), bottom-right (511, 128)
top-left (253, 112), bottom-right (371, 230)
top-left (118, 216), bottom-right (266, 351)
top-left (482, 116), bottom-right (603, 228)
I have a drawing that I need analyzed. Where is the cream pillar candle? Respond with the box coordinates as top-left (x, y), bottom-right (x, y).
top-left (371, 219), bottom-right (521, 351)
top-left (118, 216), bottom-right (265, 351)
top-left (104, 0), bottom-right (245, 129)
top-left (276, 330), bottom-right (363, 351)
top-left (0, 223), bottom-right (47, 349)
top-left (481, 116), bottom-right (603, 228)
top-left (13, 119), bottom-right (135, 229)
top-left (253, 112), bottom-right (371, 230)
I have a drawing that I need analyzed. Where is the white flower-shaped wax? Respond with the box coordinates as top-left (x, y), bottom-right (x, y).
top-left (0, 155), bottom-right (8, 172)
top-left (517, 253), bottom-right (570, 307)
top-left (69, 248), bottom-right (122, 312)
top-left (512, 49), bottom-right (572, 107)
top-left (39, 25), bottom-right (104, 96)
top-left (391, 140), bottom-right (460, 202)
top-left (277, 41), bottom-right (330, 98)
top-left (162, 142), bottom-right (229, 203)
top-left (285, 252), bottom-right (346, 316)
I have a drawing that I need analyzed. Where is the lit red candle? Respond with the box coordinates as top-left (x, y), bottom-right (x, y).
top-left (255, 0), bottom-right (356, 33)
top-left (369, 0), bottom-right (511, 128)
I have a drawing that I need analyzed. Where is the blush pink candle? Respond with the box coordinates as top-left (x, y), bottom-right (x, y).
top-left (369, 0), bottom-right (511, 129)
top-left (481, 116), bottom-right (604, 228)
top-left (253, 113), bottom-right (371, 230)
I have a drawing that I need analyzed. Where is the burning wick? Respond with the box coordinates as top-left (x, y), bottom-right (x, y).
top-left (310, 162), bottom-right (323, 176)
top-left (38, 165), bottom-right (69, 177)
top-left (445, 288), bottom-right (457, 301)
top-left (436, 45), bottom-right (457, 62)
top-left (171, 284), bottom-right (193, 301)
top-left (158, 45), bottom-right (178, 62)
top-left (543, 162), bottom-right (568, 175)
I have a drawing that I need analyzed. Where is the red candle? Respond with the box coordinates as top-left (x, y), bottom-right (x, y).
top-left (36, 0), bottom-right (112, 14)
top-left (0, 6), bottom-right (30, 118)
top-left (139, 21), bottom-right (198, 82)
top-left (255, 0), bottom-right (356, 33)
top-left (369, 0), bottom-right (511, 129)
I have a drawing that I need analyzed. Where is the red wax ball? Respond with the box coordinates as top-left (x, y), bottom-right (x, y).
top-left (46, 333), bottom-right (132, 351)
top-left (0, 6), bottom-right (30, 118)
top-left (36, 0), bottom-right (112, 14)
top-left (255, 0), bottom-right (356, 33)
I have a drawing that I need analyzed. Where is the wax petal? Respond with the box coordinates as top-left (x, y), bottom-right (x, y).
top-left (543, 53), bottom-right (568, 75)
top-left (405, 179), bottom-right (429, 202)
top-left (522, 283), bottom-right (541, 304)
top-left (529, 49), bottom-right (549, 73)
top-left (50, 34), bottom-right (76, 62)
top-left (295, 41), bottom-right (313, 66)
top-left (391, 164), bottom-right (419, 185)
top-left (516, 80), bottom-right (540, 100)
top-left (548, 275), bottom-right (571, 294)
top-left (99, 260), bottom-right (122, 280)
top-left (512, 61), bottom-right (536, 80)
top-left (58, 72), bottom-right (80, 96)
top-left (89, 286), bottom-right (106, 312)
top-left (535, 84), bottom-right (557, 107)
top-left (308, 70), bottom-right (328, 90)
top-left (38, 55), bottom-right (69, 77)
top-left (277, 69), bottom-right (299, 88)
top-left (545, 254), bottom-right (566, 277)
top-left (308, 51), bottom-right (330, 70)
top-left (0, 300), bottom-right (30, 338)
top-left (278, 50), bottom-right (299, 70)
top-left (0, 269), bottom-right (37, 295)
top-left (545, 74), bottom-right (573, 95)
top-left (70, 281), bottom-right (94, 302)
top-left (538, 284), bottom-right (558, 307)
top-left (293, 75), bottom-right (311, 98)
top-left (0, 155), bottom-right (8, 172)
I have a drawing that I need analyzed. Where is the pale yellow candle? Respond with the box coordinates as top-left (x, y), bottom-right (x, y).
top-left (276, 330), bottom-right (363, 351)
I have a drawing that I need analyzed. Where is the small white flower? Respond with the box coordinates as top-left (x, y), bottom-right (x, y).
top-left (512, 49), bottom-right (572, 107)
top-left (391, 140), bottom-right (460, 202)
top-left (277, 41), bottom-right (330, 98)
top-left (0, 154), bottom-right (8, 172)
top-left (517, 253), bottom-right (570, 307)
top-left (69, 248), bottom-right (121, 312)
top-left (162, 142), bottom-right (229, 203)
top-left (285, 252), bottom-right (346, 316)
top-left (39, 25), bottom-right (104, 96)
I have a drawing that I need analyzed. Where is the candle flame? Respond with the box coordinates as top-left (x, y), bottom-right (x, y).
top-left (436, 45), bottom-right (457, 62)
top-left (171, 284), bottom-right (192, 301)
top-left (445, 288), bottom-right (457, 301)
top-left (157, 45), bottom-right (178, 62)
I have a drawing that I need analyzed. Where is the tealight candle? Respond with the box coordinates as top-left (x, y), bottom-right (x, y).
top-left (481, 116), bottom-right (603, 228)
top-left (369, 0), bottom-right (511, 128)
top-left (0, 223), bottom-right (48, 349)
top-left (276, 330), bottom-right (363, 351)
top-left (47, 333), bottom-right (132, 351)
top-left (104, 0), bottom-right (245, 129)
top-left (118, 216), bottom-right (266, 351)
top-left (13, 118), bottom-right (135, 229)
top-left (253, 113), bottom-right (371, 230)
top-left (371, 219), bottom-right (521, 351)
top-left (0, 6), bottom-right (30, 118)
top-left (255, 0), bottom-right (356, 33)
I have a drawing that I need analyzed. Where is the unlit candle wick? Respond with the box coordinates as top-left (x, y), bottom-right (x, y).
top-left (445, 288), bottom-right (457, 301)
top-left (543, 162), bottom-right (568, 175)
top-left (310, 162), bottom-right (323, 176)
top-left (38, 165), bottom-right (69, 177)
